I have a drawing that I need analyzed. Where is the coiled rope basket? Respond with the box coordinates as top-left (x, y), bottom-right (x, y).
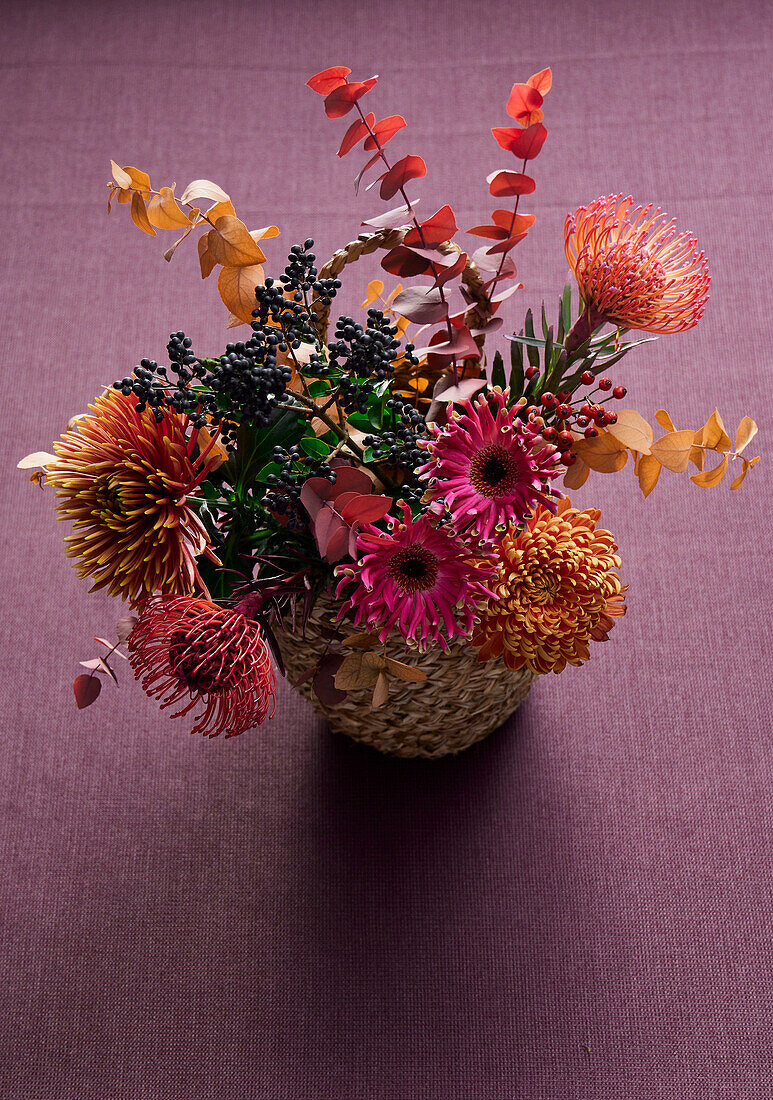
top-left (274, 228), bottom-right (534, 759)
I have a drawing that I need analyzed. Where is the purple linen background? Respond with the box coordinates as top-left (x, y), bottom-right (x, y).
top-left (1, 0), bottom-right (771, 1096)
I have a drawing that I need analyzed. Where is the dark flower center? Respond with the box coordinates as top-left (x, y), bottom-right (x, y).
top-left (168, 627), bottom-right (241, 695)
top-left (93, 474), bottom-right (125, 521)
top-left (388, 545), bottom-right (439, 594)
top-left (469, 444), bottom-right (522, 498)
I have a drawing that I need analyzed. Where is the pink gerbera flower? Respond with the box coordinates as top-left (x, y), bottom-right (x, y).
top-left (335, 504), bottom-right (495, 651)
top-left (417, 389), bottom-right (562, 541)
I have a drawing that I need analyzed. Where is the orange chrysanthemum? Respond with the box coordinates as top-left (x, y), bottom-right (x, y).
top-left (471, 499), bottom-right (626, 675)
top-left (46, 390), bottom-right (221, 603)
top-left (564, 194), bottom-right (709, 345)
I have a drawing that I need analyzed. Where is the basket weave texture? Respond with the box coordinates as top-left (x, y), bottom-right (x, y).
top-left (273, 594), bottom-right (535, 759)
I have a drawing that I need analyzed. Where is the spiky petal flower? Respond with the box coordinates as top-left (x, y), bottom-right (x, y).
top-left (417, 389), bottom-right (562, 541)
top-left (564, 194), bottom-right (710, 340)
top-left (128, 595), bottom-right (276, 737)
top-left (335, 504), bottom-right (495, 651)
top-left (471, 499), bottom-right (626, 675)
top-left (46, 391), bottom-right (221, 603)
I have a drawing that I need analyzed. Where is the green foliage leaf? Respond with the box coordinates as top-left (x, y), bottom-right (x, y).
top-left (300, 437), bottom-right (332, 460)
top-left (491, 351), bottom-right (507, 390)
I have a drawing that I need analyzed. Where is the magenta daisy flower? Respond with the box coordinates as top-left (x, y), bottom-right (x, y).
top-left (417, 389), bottom-right (562, 541)
top-left (335, 504), bottom-right (495, 651)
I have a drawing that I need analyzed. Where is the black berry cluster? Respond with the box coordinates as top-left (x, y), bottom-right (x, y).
top-left (261, 445), bottom-right (338, 530)
top-left (327, 310), bottom-right (410, 413)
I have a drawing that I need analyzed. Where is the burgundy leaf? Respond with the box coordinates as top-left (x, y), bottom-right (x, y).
top-left (306, 66), bottom-right (352, 95)
top-left (390, 284), bottom-right (448, 324)
top-left (402, 204), bottom-right (458, 247)
top-left (414, 325), bottom-right (480, 361)
top-left (485, 233), bottom-right (528, 255)
top-left (313, 654), bottom-right (348, 705)
top-left (379, 154), bottom-right (427, 201)
top-left (340, 494), bottom-right (393, 525)
top-left (73, 674), bottom-right (101, 709)
top-left (380, 246), bottom-right (434, 277)
top-left (433, 251), bottom-right (467, 289)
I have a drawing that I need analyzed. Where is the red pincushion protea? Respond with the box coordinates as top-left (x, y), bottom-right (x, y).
top-left (335, 504), bottom-right (495, 651)
top-left (46, 390), bottom-right (221, 603)
top-left (564, 195), bottom-right (710, 344)
top-left (128, 596), bottom-right (276, 737)
top-left (417, 389), bottom-right (561, 541)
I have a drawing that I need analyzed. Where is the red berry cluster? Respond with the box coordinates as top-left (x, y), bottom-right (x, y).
top-left (523, 375), bottom-right (628, 466)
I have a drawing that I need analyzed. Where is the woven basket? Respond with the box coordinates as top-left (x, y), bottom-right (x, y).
top-left (273, 594), bottom-right (534, 759)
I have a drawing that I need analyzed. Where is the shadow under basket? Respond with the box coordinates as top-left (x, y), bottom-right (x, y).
top-left (273, 595), bottom-right (535, 759)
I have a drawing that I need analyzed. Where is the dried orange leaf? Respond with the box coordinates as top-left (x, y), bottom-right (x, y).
top-left (130, 191), bottom-right (156, 236)
top-left (205, 199), bottom-right (236, 222)
top-left (197, 427), bottom-right (228, 470)
top-left (207, 216), bottom-right (266, 267)
top-left (690, 452), bottom-right (728, 487)
top-left (562, 455), bottom-right (590, 490)
top-left (730, 454), bottom-right (760, 490)
top-left (371, 670), bottom-right (390, 708)
top-left (180, 179), bottom-right (230, 205)
top-left (572, 430), bottom-right (628, 473)
top-left (110, 160), bottom-right (132, 189)
top-left (146, 186), bottom-right (191, 229)
top-left (163, 217), bottom-right (198, 262)
top-left (734, 416), bottom-right (758, 455)
top-left (655, 409), bottom-right (676, 433)
top-left (334, 652), bottom-right (378, 691)
top-left (341, 632), bottom-right (381, 650)
top-left (250, 225), bottom-right (280, 242)
top-left (605, 409), bottom-right (653, 455)
top-left (651, 430), bottom-right (695, 473)
top-left (702, 408), bottom-right (732, 453)
top-left (361, 279), bottom-right (385, 309)
top-left (217, 263), bottom-right (265, 324)
top-left (197, 233), bottom-right (217, 279)
top-left (384, 657), bottom-right (427, 683)
top-left (17, 451), bottom-right (56, 469)
top-left (636, 452), bottom-right (661, 497)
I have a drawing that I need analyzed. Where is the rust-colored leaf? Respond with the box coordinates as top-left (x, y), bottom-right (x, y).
top-left (605, 409), bottom-right (653, 454)
top-left (324, 77), bottom-right (377, 118)
top-left (197, 427), bottom-right (229, 470)
top-left (734, 416), bottom-right (758, 454)
top-left (690, 453), bottom-right (728, 487)
top-left (163, 214), bottom-right (198, 262)
top-left (651, 430), bottom-right (695, 473)
top-left (573, 430), bottom-right (628, 473)
top-left (146, 186), bottom-right (191, 229)
top-left (487, 170), bottom-right (536, 197)
top-left (130, 191), bottom-right (156, 236)
top-left (506, 82), bottom-right (543, 122)
top-left (379, 154), bottom-right (427, 201)
top-left (306, 66), bottom-right (352, 95)
top-left (491, 122), bottom-right (547, 159)
top-left (364, 114), bottom-right (407, 151)
top-left (198, 233), bottom-right (217, 279)
top-left (636, 452), bottom-right (661, 497)
top-left (73, 674), bottom-right (101, 709)
top-left (207, 216), bottom-right (266, 267)
top-left (527, 68), bottom-right (552, 94)
top-left (403, 204), bottom-right (458, 247)
top-left (217, 263), bottom-right (265, 323)
top-left (337, 115), bottom-right (371, 157)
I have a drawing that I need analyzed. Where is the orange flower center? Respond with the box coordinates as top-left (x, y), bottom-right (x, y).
top-left (388, 545), bottom-right (439, 593)
top-left (579, 240), bottom-right (667, 322)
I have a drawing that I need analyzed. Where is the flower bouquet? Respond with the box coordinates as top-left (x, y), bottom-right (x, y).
top-left (20, 65), bottom-right (759, 758)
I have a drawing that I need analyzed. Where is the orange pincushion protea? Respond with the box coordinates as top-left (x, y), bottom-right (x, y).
top-left (46, 390), bottom-right (221, 603)
top-left (564, 194), bottom-right (709, 340)
top-left (471, 499), bottom-right (626, 674)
